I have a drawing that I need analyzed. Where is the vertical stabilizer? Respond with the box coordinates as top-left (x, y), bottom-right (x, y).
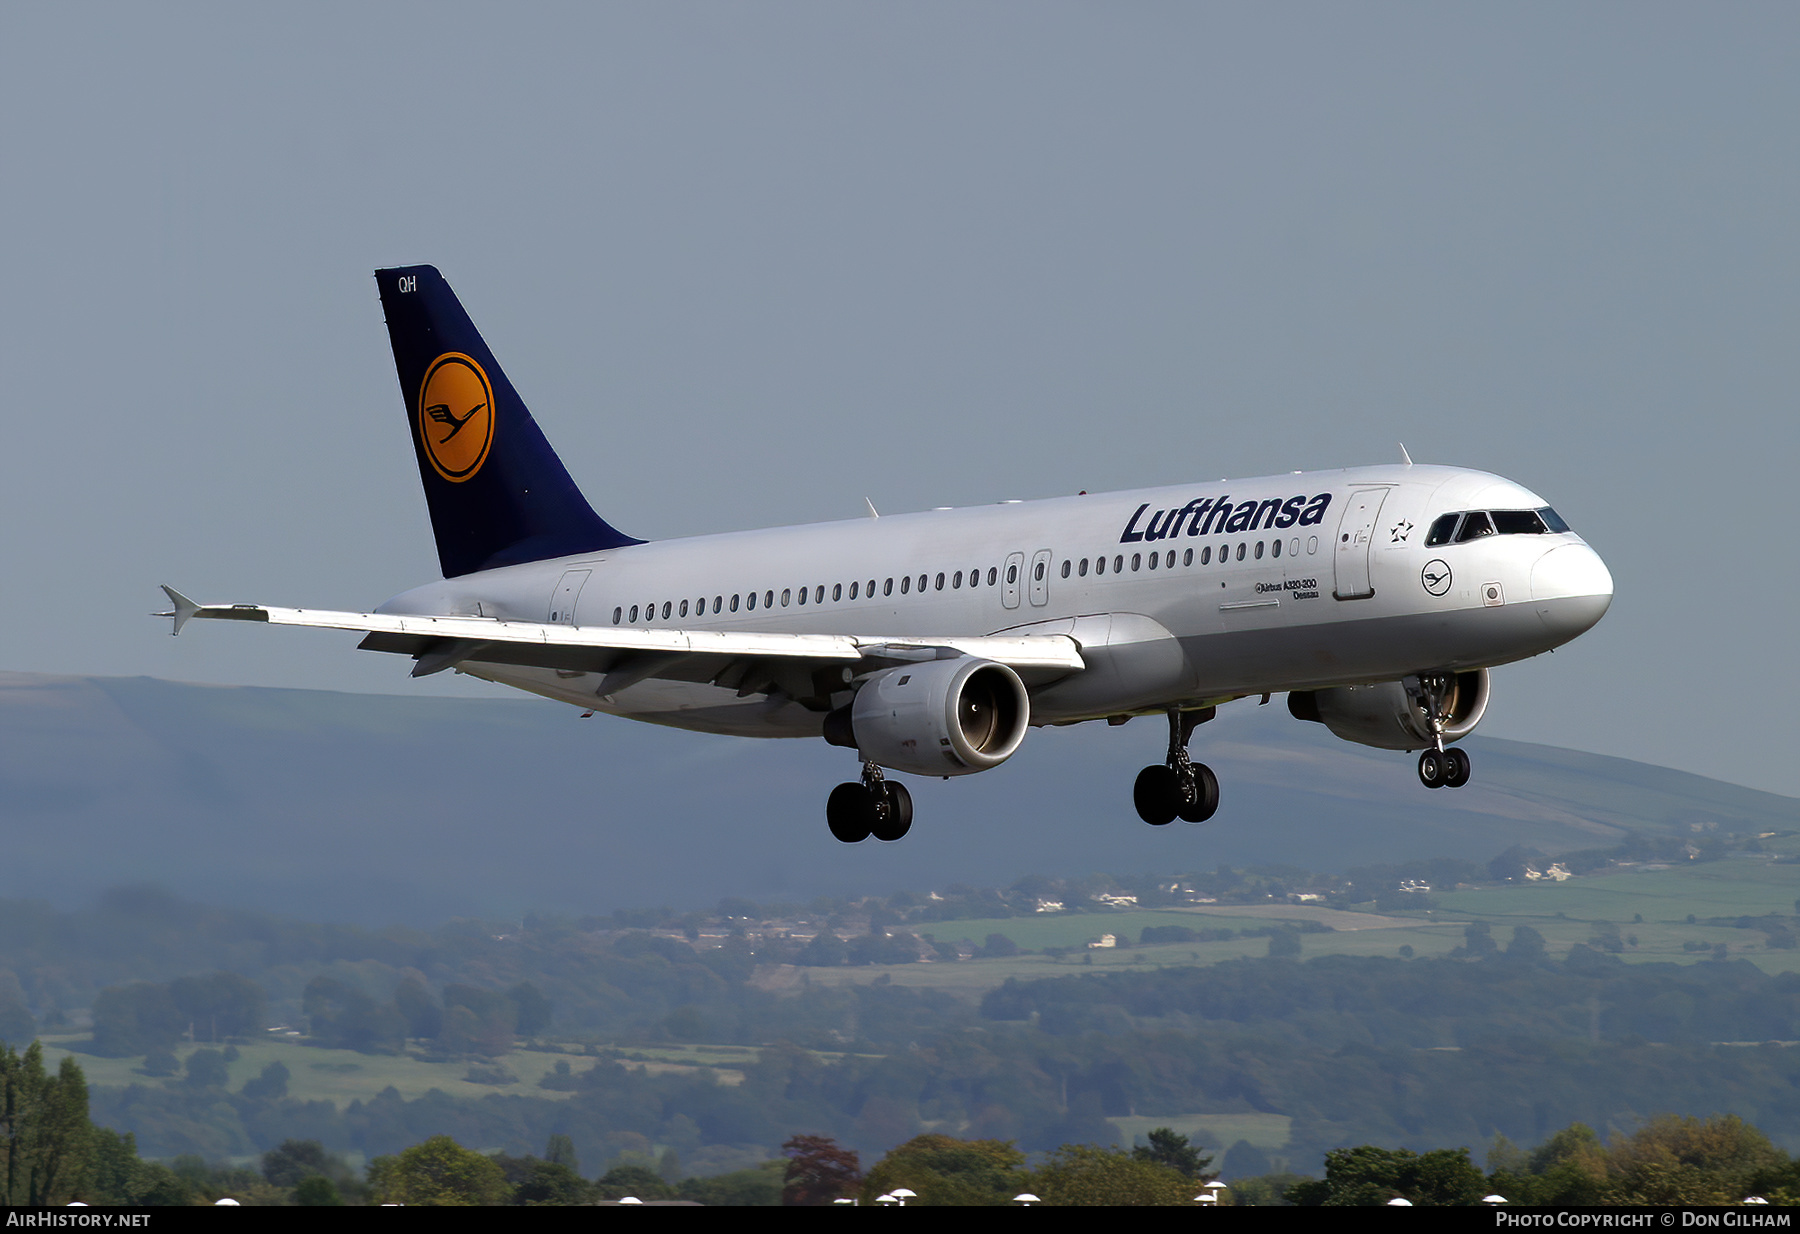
top-left (375, 265), bottom-right (641, 577)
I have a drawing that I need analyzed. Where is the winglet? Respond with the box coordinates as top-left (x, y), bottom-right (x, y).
top-left (1399, 442), bottom-right (1414, 467)
top-left (158, 585), bottom-right (202, 636)
top-left (864, 497), bottom-right (880, 520)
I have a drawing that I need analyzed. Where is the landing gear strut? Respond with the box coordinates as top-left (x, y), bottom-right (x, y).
top-left (1134, 708), bottom-right (1220, 825)
top-left (826, 762), bottom-right (913, 843)
top-left (1412, 673), bottom-right (1473, 790)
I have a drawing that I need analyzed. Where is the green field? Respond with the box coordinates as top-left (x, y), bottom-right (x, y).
top-left (1432, 854), bottom-right (1800, 972)
top-left (1110, 1114), bottom-right (1292, 1153)
top-left (802, 853), bottom-right (1800, 996)
top-left (34, 1036), bottom-right (748, 1109)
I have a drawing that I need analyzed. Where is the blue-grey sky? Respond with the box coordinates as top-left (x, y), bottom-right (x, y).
top-left (3, 4), bottom-right (1796, 796)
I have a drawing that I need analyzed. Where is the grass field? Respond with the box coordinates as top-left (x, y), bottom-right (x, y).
top-left (1110, 1113), bottom-right (1292, 1153)
top-left (33, 1035), bottom-right (748, 1109)
top-left (1432, 853), bottom-right (1800, 972)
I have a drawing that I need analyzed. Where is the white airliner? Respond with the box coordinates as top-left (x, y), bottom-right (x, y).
top-left (161, 265), bottom-right (1613, 843)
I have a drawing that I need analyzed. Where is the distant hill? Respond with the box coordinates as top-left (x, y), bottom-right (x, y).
top-left (0, 672), bottom-right (1790, 925)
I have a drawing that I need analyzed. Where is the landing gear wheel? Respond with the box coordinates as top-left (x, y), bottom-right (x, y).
top-left (1418, 749), bottom-right (1447, 789)
top-left (1443, 746), bottom-right (1471, 789)
top-left (826, 782), bottom-right (874, 842)
top-left (1134, 765), bottom-right (1180, 825)
top-left (871, 781), bottom-right (913, 842)
top-left (1177, 763), bottom-right (1220, 823)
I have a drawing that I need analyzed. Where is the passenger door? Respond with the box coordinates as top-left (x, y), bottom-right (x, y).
top-left (1332, 489), bottom-right (1388, 600)
top-left (549, 569), bottom-right (590, 624)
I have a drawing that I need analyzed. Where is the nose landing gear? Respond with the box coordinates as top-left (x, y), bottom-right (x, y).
top-left (1418, 745), bottom-right (1471, 789)
top-left (1134, 708), bottom-right (1220, 825)
top-left (1412, 673), bottom-right (1472, 789)
top-left (826, 761), bottom-right (913, 843)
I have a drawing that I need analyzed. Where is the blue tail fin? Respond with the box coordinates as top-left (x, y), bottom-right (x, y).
top-left (375, 265), bottom-right (642, 577)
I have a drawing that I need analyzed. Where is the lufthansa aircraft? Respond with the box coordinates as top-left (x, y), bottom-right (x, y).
top-left (161, 266), bottom-right (1613, 843)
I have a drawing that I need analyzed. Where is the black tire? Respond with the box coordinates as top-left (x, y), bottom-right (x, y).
top-left (1418, 750), bottom-right (1446, 789)
top-left (1134, 765), bottom-right (1180, 825)
top-left (1444, 746), bottom-right (1471, 788)
top-left (826, 782), bottom-right (874, 842)
top-left (872, 781), bottom-right (913, 842)
top-left (1178, 763), bottom-right (1220, 823)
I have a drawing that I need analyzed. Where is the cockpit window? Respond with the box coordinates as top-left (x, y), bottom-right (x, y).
top-left (1454, 511), bottom-right (1495, 543)
top-left (1491, 510), bottom-right (1547, 535)
top-left (1425, 514), bottom-right (1461, 547)
top-left (1430, 506), bottom-right (1572, 545)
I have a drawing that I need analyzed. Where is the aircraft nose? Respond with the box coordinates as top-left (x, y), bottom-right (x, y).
top-left (1530, 543), bottom-right (1613, 640)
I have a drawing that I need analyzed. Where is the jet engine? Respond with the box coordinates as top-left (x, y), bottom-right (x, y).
top-left (1287, 669), bottom-right (1490, 751)
top-left (824, 658), bottom-right (1030, 777)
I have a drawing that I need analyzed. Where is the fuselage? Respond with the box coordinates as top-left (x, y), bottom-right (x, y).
top-left (378, 463), bottom-right (1612, 738)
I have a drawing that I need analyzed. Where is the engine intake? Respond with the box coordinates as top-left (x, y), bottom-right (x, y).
top-left (1287, 669), bottom-right (1489, 751)
top-left (824, 658), bottom-right (1030, 776)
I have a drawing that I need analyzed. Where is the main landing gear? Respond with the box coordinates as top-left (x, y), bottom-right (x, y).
top-left (1134, 708), bottom-right (1220, 826)
top-left (1412, 672), bottom-right (1473, 790)
top-left (826, 762), bottom-right (913, 843)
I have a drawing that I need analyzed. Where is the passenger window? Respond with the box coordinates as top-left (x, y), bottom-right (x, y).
top-left (662, 601), bottom-right (672, 619)
top-left (1236, 543), bottom-right (1246, 561)
top-left (936, 572), bottom-right (945, 590)
top-left (1079, 558), bottom-right (1089, 576)
top-left (782, 589), bottom-right (792, 607)
top-left (1455, 512), bottom-right (1495, 543)
top-left (713, 596), bottom-right (722, 614)
top-left (1165, 550), bottom-right (1175, 568)
top-left (796, 588), bottom-right (805, 605)
top-left (954, 570), bottom-right (963, 588)
top-left (1183, 548), bottom-right (1193, 566)
top-left (988, 567), bottom-right (998, 586)
top-left (1148, 552), bottom-right (1159, 570)
top-left (1006, 564), bottom-right (1017, 585)
top-left (900, 576), bottom-right (910, 595)
top-left (1113, 555), bottom-right (1123, 573)
top-left (1254, 541), bottom-right (1264, 560)
top-left (746, 592), bottom-right (756, 610)
top-left (629, 605), bottom-right (639, 622)
top-left (1060, 560), bottom-right (1070, 579)
top-left (1095, 556), bottom-right (1105, 575)
top-left (1201, 546), bottom-right (1211, 565)
top-left (1271, 539), bottom-right (1281, 558)
top-left (918, 574), bottom-right (927, 592)
top-left (1289, 538), bottom-right (1299, 557)
top-left (680, 599), bottom-right (689, 617)
top-left (730, 594), bottom-right (739, 612)
top-left (612, 607), bottom-right (622, 625)
top-left (1033, 562), bottom-right (1045, 581)
top-left (884, 578), bottom-right (893, 596)
top-left (1131, 553), bottom-right (1141, 571)
top-left (765, 590), bottom-right (774, 608)
top-left (816, 586), bottom-right (824, 604)
top-left (1425, 513), bottom-right (1461, 547)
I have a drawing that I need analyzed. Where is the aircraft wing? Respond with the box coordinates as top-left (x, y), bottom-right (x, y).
top-left (156, 587), bottom-right (1087, 687)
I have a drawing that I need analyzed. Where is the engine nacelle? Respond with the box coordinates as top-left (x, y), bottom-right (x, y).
top-left (824, 658), bottom-right (1030, 776)
top-left (1287, 669), bottom-right (1490, 751)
